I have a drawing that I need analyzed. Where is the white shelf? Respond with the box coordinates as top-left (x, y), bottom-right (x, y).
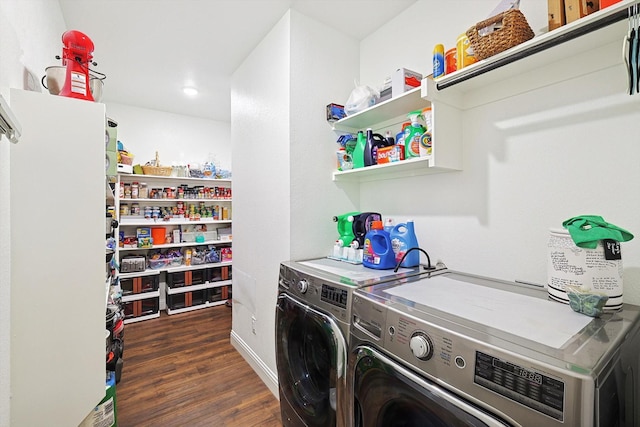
top-left (119, 174), bottom-right (231, 184)
top-left (434, 1), bottom-right (631, 108)
top-left (332, 87), bottom-right (427, 132)
top-left (119, 217), bottom-right (232, 226)
top-left (119, 240), bottom-right (232, 251)
top-left (124, 311), bottom-right (160, 324)
top-left (331, 78), bottom-right (462, 183)
top-left (119, 197), bottom-right (232, 203)
top-left (165, 261), bottom-right (232, 273)
top-left (121, 289), bottom-right (160, 303)
top-left (166, 300), bottom-right (228, 315)
top-left (333, 157), bottom-right (441, 182)
top-left (118, 269), bottom-right (160, 279)
top-left (166, 279), bottom-right (232, 295)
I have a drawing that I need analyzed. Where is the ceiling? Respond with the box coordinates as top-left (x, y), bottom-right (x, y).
top-left (59, 0), bottom-right (417, 122)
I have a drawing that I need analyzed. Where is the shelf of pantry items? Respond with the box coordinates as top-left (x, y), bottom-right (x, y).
top-left (119, 239), bottom-right (232, 252)
top-left (434, 1), bottom-right (631, 109)
top-left (119, 174), bottom-right (231, 184)
top-left (166, 299), bottom-right (228, 316)
top-left (166, 279), bottom-right (231, 295)
top-left (120, 197), bottom-right (232, 203)
top-left (119, 261), bottom-right (232, 278)
top-left (119, 218), bottom-right (232, 226)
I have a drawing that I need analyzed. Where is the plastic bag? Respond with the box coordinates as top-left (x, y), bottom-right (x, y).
top-left (344, 82), bottom-right (379, 116)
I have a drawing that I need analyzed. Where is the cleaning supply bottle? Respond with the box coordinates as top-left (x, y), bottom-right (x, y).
top-left (396, 122), bottom-right (410, 149)
top-left (352, 130), bottom-right (366, 169)
top-left (362, 221), bottom-right (396, 270)
top-left (404, 111), bottom-right (425, 159)
top-left (433, 44), bottom-right (445, 79)
top-left (419, 107), bottom-right (433, 158)
top-left (384, 218), bottom-right (394, 233)
top-left (390, 220), bottom-right (420, 267)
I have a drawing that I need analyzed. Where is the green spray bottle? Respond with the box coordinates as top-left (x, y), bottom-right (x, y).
top-left (404, 110), bottom-right (425, 159)
top-left (352, 130), bottom-right (366, 169)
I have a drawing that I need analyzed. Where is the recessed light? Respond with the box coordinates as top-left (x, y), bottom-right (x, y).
top-left (183, 87), bottom-right (198, 96)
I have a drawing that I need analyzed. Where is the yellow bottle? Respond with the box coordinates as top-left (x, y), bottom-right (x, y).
top-left (456, 34), bottom-right (477, 70)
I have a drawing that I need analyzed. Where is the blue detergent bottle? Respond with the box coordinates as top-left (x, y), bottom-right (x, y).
top-left (362, 221), bottom-right (396, 270)
top-left (390, 220), bottom-right (420, 267)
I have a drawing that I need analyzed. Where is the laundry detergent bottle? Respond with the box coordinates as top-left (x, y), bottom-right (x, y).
top-left (390, 220), bottom-right (420, 267)
top-left (352, 130), bottom-right (366, 169)
top-left (404, 111), bottom-right (425, 159)
top-left (362, 221), bottom-right (396, 269)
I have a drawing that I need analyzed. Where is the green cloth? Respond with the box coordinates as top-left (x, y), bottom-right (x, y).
top-left (562, 215), bottom-right (634, 249)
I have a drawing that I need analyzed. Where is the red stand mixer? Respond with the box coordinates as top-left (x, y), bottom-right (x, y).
top-left (59, 30), bottom-right (96, 102)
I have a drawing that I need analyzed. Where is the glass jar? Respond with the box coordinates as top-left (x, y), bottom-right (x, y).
top-left (131, 182), bottom-right (139, 199)
top-left (139, 183), bottom-right (148, 199)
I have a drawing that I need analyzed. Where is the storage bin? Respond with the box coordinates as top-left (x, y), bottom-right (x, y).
top-left (167, 290), bottom-right (206, 310)
top-left (120, 275), bottom-right (159, 295)
top-left (166, 271), bottom-right (187, 288)
top-left (123, 297), bottom-right (159, 320)
top-left (207, 287), bottom-right (223, 303)
top-left (466, 9), bottom-right (534, 61)
top-left (120, 256), bottom-right (146, 273)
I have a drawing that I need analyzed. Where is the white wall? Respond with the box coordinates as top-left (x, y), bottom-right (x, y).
top-left (104, 102), bottom-right (231, 172)
top-left (356, 1), bottom-right (640, 305)
top-left (0, 1), bottom-right (67, 425)
top-left (230, 9), bottom-right (359, 395)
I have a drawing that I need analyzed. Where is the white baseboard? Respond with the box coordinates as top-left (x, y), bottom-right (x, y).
top-left (230, 329), bottom-right (279, 399)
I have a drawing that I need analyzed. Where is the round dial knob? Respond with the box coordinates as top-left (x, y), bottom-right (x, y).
top-left (409, 332), bottom-right (433, 360)
top-left (297, 279), bottom-right (309, 294)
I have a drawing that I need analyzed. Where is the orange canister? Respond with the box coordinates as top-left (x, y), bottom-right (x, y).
top-left (456, 33), bottom-right (476, 70)
top-left (445, 48), bottom-right (457, 74)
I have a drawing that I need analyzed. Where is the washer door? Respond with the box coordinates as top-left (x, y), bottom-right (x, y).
top-left (353, 346), bottom-right (513, 427)
top-left (276, 293), bottom-right (346, 427)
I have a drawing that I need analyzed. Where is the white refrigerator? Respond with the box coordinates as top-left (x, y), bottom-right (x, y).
top-left (1, 88), bottom-right (105, 427)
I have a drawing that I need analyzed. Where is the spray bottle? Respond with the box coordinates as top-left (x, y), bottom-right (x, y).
top-left (419, 107), bottom-right (433, 158)
top-left (404, 110), bottom-right (425, 159)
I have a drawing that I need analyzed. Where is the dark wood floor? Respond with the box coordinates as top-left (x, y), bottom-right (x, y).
top-left (116, 306), bottom-right (282, 427)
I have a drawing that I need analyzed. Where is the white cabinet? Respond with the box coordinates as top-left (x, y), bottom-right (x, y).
top-left (8, 89), bottom-right (105, 427)
top-left (115, 174), bottom-right (232, 322)
top-left (331, 80), bottom-right (462, 183)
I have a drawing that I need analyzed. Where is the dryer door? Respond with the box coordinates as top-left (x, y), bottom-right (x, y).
top-left (276, 293), bottom-right (347, 427)
top-left (353, 346), bottom-right (514, 427)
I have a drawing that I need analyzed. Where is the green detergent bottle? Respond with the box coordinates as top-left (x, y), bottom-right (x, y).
top-left (404, 110), bottom-right (425, 159)
top-left (352, 130), bottom-right (366, 169)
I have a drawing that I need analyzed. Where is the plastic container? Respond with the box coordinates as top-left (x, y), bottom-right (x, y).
top-left (390, 220), bottom-right (420, 267)
top-left (396, 122), bottom-right (410, 148)
top-left (353, 130), bottom-right (366, 169)
top-left (404, 111), bottom-right (425, 159)
top-left (433, 44), bottom-right (445, 79)
top-left (151, 227), bottom-right (166, 245)
top-left (456, 33), bottom-right (477, 70)
top-left (547, 228), bottom-right (623, 310)
top-left (362, 221), bottom-right (396, 270)
top-left (445, 48), bottom-right (457, 74)
top-left (420, 107), bottom-right (433, 158)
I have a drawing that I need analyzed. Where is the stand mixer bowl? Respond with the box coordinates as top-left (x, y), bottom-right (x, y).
top-left (43, 65), bottom-right (104, 102)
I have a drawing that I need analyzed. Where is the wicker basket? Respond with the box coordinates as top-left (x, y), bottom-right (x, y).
top-left (142, 165), bottom-right (172, 176)
top-left (142, 151), bottom-right (172, 176)
top-left (466, 9), bottom-right (534, 61)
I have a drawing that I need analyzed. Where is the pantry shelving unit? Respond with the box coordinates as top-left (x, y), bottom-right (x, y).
top-left (115, 173), bottom-right (232, 323)
top-left (331, 1), bottom-right (631, 183)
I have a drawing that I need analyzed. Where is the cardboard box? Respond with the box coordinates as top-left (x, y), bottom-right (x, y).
top-left (565, 0), bottom-right (599, 24)
top-left (548, 0), bottom-right (566, 31)
top-left (391, 68), bottom-right (422, 98)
